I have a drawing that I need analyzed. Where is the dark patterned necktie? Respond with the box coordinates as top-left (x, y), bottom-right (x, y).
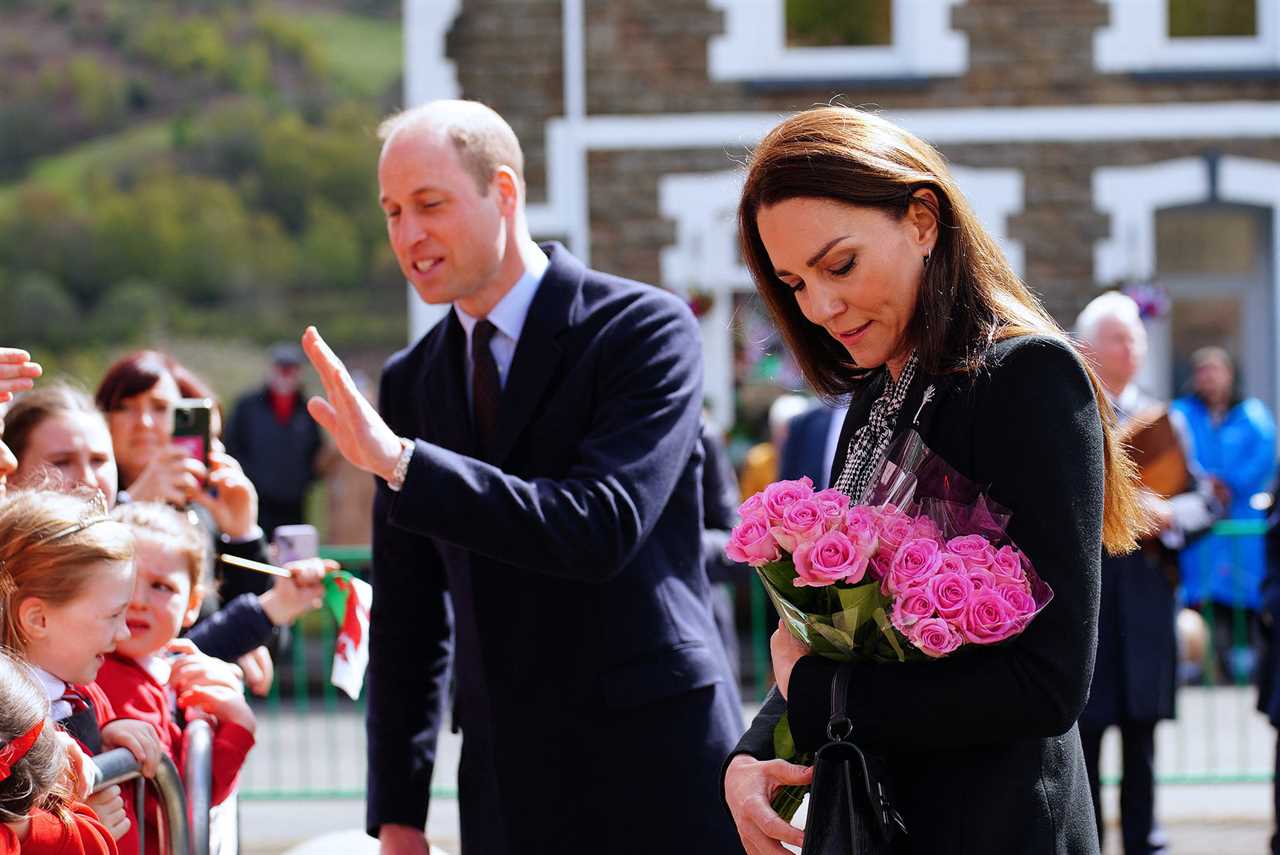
top-left (472, 319), bottom-right (500, 454)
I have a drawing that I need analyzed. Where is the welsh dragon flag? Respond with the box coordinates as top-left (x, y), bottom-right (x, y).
top-left (323, 571), bottom-right (372, 700)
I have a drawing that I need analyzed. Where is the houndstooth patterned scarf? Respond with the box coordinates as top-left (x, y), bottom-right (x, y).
top-left (834, 353), bottom-right (919, 502)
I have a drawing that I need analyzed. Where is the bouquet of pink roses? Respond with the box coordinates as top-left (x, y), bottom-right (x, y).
top-left (727, 429), bottom-right (1052, 818)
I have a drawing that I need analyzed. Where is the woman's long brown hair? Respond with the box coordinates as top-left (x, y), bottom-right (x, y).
top-left (738, 107), bottom-right (1146, 555)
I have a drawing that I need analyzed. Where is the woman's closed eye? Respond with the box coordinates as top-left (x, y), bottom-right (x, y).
top-left (829, 256), bottom-right (856, 277)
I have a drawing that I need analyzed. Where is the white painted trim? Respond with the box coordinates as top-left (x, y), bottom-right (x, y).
top-left (1096, 0), bottom-right (1279, 72)
top-left (403, 0), bottom-right (462, 340)
top-left (708, 0), bottom-right (967, 81)
top-left (1092, 158), bottom-right (1211, 285)
top-left (574, 102), bottom-right (1280, 150)
top-left (403, 0), bottom-right (461, 105)
top-left (1219, 156), bottom-right (1280, 411)
top-left (659, 166), bottom-right (1025, 427)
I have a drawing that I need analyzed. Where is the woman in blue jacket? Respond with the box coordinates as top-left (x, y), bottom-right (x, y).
top-left (1173, 347), bottom-right (1276, 682)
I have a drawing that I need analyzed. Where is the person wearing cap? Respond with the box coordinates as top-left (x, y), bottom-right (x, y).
top-left (224, 344), bottom-right (324, 539)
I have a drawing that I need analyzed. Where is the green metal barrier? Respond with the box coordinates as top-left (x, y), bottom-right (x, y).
top-left (242, 523), bottom-right (1277, 798)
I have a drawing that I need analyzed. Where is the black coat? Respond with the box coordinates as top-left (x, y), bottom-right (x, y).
top-left (732, 335), bottom-right (1103, 855)
top-left (366, 244), bottom-right (744, 854)
top-left (1258, 496), bottom-right (1280, 725)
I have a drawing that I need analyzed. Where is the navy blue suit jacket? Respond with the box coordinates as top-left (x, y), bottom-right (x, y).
top-left (779, 404), bottom-right (839, 486)
top-left (366, 244), bottom-right (743, 853)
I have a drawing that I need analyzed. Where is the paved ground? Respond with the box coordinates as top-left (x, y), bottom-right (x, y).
top-left (238, 687), bottom-right (1278, 853)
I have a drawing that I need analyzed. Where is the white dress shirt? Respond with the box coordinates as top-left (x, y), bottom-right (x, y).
top-left (453, 241), bottom-right (550, 407)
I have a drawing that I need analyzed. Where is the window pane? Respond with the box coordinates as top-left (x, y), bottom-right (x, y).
top-left (1168, 0), bottom-right (1257, 38)
top-left (1155, 206), bottom-right (1262, 277)
top-left (786, 0), bottom-right (893, 48)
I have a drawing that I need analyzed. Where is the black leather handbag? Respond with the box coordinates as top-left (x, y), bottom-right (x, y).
top-left (800, 664), bottom-right (906, 855)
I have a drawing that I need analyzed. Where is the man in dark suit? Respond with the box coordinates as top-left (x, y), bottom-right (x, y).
top-left (301, 100), bottom-right (743, 855)
top-left (778, 400), bottom-right (847, 487)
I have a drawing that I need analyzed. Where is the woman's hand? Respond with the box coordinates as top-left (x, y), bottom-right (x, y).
top-left (191, 449), bottom-right (259, 539)
top-left (724, 755), bottom-right (812, 854)
top-left (259, 558), bottom-right (330, 626)
top-left (84, 785), bottom-right (130, 841)
top-left (100, 719), bottom-right (163, 778)
top-left (0, 347), bottom-right (41, 403)
top-left (126, 446), bottom-right (205, 506)
top-left (771, 620), bottom-right (809, 701)
top-left (237, 646), bottom-right (274, 697)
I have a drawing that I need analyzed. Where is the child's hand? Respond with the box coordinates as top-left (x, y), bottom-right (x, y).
top-left (54, 731), bottom-right (95, 801)
top-left (236, 646), bottom-right (274, 697)
top-left (178, 685), bottom-right (257, 734)
top-left (166, 643), bottom-right (245, 695)
top-left (100, 719), bottom-right (163, 778)
top-left (258, 558), bottom-right (330, 626)
top-left (85, 784), bottom-right (129, 841)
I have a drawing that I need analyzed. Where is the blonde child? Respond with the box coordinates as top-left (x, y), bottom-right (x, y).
top-left (0, 647), bottom-right (117, 855)
top-left (98, 502), bottom-right (294, 855)
top-left (0, 489), bottom-right (164, 844)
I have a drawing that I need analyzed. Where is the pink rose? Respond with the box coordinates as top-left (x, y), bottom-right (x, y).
top-left (935, 553), bottom-right (967, 576)
top-left (762, 477), bottom-right (814, 524)
top-left (998, 584), bottom-right (1039, 630)
top-left (967, 568), bottom-right (998, 590)
top-left (947, 534), bottom-right (997, 571)
top-left (870, 512), bottom-right (915, 579)
top-left (959, 589), bottom-right (1022, 644)
top-left (725, 514), bottom-right (780, 567)
top-left (908, 617), bottom-right (965, 658)
top-left (813, 489), bottom-right (851, 526)
top-left (991, 546), bottom-right (1030, 588)
top-left (738, 493), bottom-right (765, 519)
top-left (794, 530), bottom-right (869, 587)
top-left (883, 537), bottom-right (942, 596)
top-left (911, 516), bottom-right (943, 542)
top-left (843, 507), bottom-right (881, 555)
top-left (890, 586), bottom-right (937, 631)
top-left (927, 570), bottom-right (975, 622)
top-left (770, 498), bottom-right (827, 552)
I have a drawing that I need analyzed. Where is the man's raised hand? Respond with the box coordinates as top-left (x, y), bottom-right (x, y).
top-left (301, 326), bottom-right (404, 483)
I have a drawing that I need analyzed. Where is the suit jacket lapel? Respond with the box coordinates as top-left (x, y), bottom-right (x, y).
top-left (419, 310), bottom-right (475, 455)
top-left (487, 243), bottom-right (581, 466)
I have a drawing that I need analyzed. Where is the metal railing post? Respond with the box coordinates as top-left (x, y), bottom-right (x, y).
top-left (92, 748), bottom-right (191, 855)
top-left (182, 720), bottom-right (214, 855)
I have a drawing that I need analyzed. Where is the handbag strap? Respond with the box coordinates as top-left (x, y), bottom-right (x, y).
top-left (827, 663), bottom-right (854, 742)
top-left (825, 663), bottom-right (909, 839)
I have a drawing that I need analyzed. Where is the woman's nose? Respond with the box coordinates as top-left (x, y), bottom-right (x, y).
top-left (0, 440), bottom-right (15, 479)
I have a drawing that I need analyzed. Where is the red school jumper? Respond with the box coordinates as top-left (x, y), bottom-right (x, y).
top-left (94, 654), bottom-right (254, 855)
top-left (0, 804), bottom-right (118, 855)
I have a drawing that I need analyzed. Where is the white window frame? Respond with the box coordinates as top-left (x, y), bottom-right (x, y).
top-left (708, 0), bottom-right (967, 82)
top-left (1096, 0), bottom-right (1280, 72)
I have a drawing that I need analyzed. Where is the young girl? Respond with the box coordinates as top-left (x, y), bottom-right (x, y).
top-left (5, 384), bottom-right (118, 505)
top-left (0, 648), bottom-right (116, 854)
top-left (96, 502), bottom-right (258, 855)
top-left (0, 489), bottom-right (164, 843)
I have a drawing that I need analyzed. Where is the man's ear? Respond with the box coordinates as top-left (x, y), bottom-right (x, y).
top-left (16, 596), bottom-right (50, 642)
top-left (492, 165), bottom-right (521, 218)
top-left (908, 188), bottom-right (940, 255)
top-left (182, 589), bottom-right (205, 629)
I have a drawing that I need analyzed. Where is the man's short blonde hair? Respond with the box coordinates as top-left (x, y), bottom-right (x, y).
top-left (378, 100), bottom-right (524, 194)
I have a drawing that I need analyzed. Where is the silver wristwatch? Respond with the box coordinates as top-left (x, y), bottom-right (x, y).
top-left (387, 437), bottom-right (414, 492)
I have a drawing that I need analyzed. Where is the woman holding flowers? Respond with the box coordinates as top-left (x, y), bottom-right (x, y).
top-left (722, 106), bottom-right (1149, 854)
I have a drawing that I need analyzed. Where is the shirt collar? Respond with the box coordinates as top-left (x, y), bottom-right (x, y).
top-left (454, 240), bottom-right (549, 343)
top-left (30, 664), bottom-right (68, 704)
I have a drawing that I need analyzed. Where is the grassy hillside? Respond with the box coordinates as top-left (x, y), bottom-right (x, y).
top-left (0, 0), bottom-right (409, 358)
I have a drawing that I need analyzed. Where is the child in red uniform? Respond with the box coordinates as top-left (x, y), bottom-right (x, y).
top-left (0, 490), bottom-right (163, 845)
top-left (97, 502), bottom-right (282, 855)
top-left (0, 648), bottom-right (117, 855)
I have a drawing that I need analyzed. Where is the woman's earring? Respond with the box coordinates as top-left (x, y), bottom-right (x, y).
top-left (923, 252), bottom-right (930, 265)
